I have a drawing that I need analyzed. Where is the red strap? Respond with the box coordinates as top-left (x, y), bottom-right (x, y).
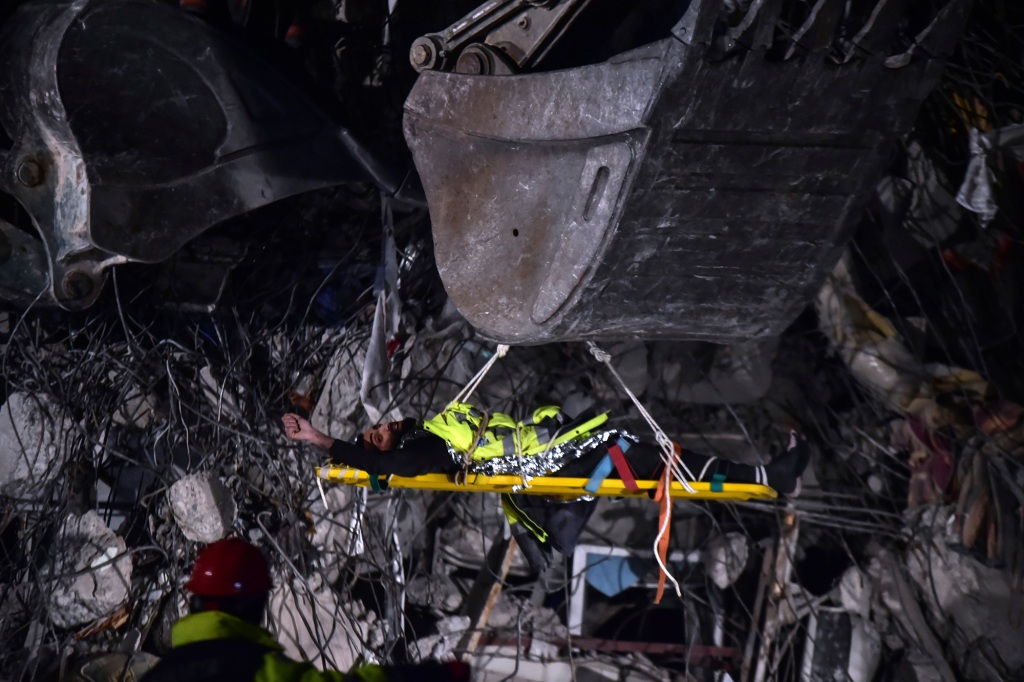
top-left (653, 442), bottom-right (682, 604)
top-left (608, 443), bottom-right (638, 491)
top-left (653, 464), bottom-right (671, 604)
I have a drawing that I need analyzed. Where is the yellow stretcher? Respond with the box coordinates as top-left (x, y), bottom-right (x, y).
top-left (316, 467), bottom-right (778, 501)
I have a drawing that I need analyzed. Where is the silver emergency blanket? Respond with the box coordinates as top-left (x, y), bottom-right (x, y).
top-left (455, 429), bottom-right (640, 485)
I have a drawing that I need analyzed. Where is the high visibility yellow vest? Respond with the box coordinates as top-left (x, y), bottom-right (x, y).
top-left (422, 402), bottom-right (608, 462)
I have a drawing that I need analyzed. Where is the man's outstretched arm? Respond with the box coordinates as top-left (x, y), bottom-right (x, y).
top-left (282, 413), bottom-right (334, 451)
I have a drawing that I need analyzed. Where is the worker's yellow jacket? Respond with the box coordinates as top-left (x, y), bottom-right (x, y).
top-left (422, 402), bottom-right (607, 461)
top-left (140, 611), bottom-right (386, 682)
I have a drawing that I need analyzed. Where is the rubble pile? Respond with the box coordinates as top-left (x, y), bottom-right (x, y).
top-left (0, 4), bottom-right (1022, 682)
top-left (45, 511), bottom-right (132, 630)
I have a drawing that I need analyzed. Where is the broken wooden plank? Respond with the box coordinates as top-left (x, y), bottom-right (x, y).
top-left (455, 533), bottom-right (519, 659)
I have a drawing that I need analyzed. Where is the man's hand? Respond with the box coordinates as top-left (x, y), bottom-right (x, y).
top-left (282, 413), bottom-right (334, 451)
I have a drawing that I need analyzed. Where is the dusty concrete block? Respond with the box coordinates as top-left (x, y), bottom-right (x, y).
top-left (268, 578), bottom-right (371, 672)
top-left (409, 614), bottom-right (470, 662)
top-left (706, 531), bottom-right (748, 589)
top-left (47, 511), bottom-right (132, 628)
top-left (905, 507), bottom-right (1024, 680)
top-left (406, 574), bottom-right (462, 613)
top-left (0, 393), bottom-right (72, 498)
top-left (169, 474), bottom-right (237, 543)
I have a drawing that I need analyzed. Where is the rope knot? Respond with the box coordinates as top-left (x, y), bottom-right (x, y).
top-left (495, 344), bottom-right (510, 358)
top-left (587, 342), bottom-right (611, 364)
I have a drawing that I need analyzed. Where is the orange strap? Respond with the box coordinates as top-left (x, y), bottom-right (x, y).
top-left (653, 442), bottom-right (681, 604)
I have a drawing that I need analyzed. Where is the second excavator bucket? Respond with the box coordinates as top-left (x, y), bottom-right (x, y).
top-left (404, 0), bottom-right (970, 344)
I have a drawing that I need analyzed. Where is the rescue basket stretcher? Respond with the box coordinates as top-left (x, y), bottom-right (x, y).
top-left (315, 466), bottom-right (778, 501)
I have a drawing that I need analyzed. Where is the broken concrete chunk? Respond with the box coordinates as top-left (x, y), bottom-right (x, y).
top-left (168, 474), bottom-right (237, 543)
top-left (0, 392), bottom-right (73, 498)
top-left (409, 615), bottom-right (470, 663)
top-left (406, 574), bottom-right (462, 613)
top-left (905, 507), bottom-right (1024, 681)
top-left (268, 578), bottom-right (370, 672)
top-left (706, 531), bottom-right (748, 589)
top-left (46, 511), bottom-right (132, 628)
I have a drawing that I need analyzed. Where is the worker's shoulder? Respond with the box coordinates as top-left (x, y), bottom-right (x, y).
top-left (257, 649), bottom-right (347, 682)
top-left (142, 636), bottom-right (272, 682)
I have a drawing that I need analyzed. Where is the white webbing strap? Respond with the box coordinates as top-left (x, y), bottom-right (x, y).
top-left (448, 344), bottom-right (510, 409)
top-left (588, 343), bottom-right (698, 494)
top-left (653, 481), bottom-right (683, 599)
top-left (698, 457), bottom-right (718, 483)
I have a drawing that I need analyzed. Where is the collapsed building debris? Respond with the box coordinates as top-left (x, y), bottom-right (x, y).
top-left (45, 511), bottom-right (132, 629)
top-left (0, 1), bottom-right (1022, 681)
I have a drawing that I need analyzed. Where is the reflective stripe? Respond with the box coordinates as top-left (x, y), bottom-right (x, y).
top-left (501, 494), bottom-right (548, 543)
top-left (425, 402), bottom-right (608, 464)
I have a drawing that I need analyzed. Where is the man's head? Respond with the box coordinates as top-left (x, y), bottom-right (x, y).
top-left (186, 538), bottom-right (271, 625)
top-left (361, 418), bottom-right (416, 452)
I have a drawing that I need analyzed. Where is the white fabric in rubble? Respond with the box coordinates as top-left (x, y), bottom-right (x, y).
top-left (956, 123), bottom-right (1024, 227)
top-left (706, 532), bottom-right (749, 589)
top-left (359, 201), bottom-right (402, 425)
top-left (359, 291), bottom-right (396, 425)
top-left (876, 140), bottom-right (960, 247)
top-left (816, 255), bottom-right (924, 412)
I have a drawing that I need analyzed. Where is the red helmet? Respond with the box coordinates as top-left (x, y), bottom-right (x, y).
top-left (186, 538), bottom-right (271, 598)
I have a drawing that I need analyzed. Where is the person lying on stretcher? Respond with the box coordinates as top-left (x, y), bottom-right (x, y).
top-left (282, 403), bottom-right (809, 573)
top-left (281, 402), bottom-right (808, 495)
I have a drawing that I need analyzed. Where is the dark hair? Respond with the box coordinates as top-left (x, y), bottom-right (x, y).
top-left (189, 594), bottom-right (269, 625)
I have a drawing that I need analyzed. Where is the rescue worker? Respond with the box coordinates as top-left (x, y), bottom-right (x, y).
top-left (141, 538), bottom-right (470, 682)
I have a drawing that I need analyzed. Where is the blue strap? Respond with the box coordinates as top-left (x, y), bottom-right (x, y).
top-left (711, 473), bottom-right (726, 493)
top-left (616, 437), bottom-right (632, 453)
top-left (369, 474), bottom-right (389, 493)
top-left (585, 454), bottom-right (615, 494)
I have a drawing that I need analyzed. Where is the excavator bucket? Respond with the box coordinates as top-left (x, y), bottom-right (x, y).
top-left (0, 0), bottom-right (417, 309)
top-left (404, 0), bottom-right (971, 344)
